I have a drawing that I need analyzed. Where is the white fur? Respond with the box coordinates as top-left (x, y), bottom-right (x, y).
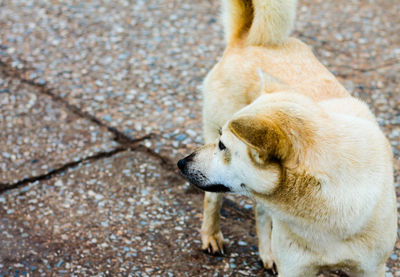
top-left (183, 93), bottom-right (396, 276)
top-left (179, 0), bottom-right (397, 275)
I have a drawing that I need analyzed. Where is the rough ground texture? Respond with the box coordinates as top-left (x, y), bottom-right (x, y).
top-left (0, 0), bottom-right (399, 276)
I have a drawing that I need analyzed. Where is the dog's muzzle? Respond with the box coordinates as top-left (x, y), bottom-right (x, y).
top-left (177, 152), bottom-right (195, 174)
top-left (177, 154), bottom-right (231, 193)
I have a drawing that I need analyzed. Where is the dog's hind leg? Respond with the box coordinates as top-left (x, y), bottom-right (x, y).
top-left (201, 192), bottom-right (225, 255)
top-left (255, 203), bottom-right (274, 270)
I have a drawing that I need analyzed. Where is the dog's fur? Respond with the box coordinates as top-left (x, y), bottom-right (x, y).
top-left (177, 0), bottom-right (397, 276)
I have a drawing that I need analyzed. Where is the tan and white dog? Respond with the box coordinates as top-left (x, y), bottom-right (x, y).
top-left (177, 0), bottom-right (397, 276)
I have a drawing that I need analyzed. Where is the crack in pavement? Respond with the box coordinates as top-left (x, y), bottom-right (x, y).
top-left (0, 146), bottom-right (127, 193)
top-left (0, 137), bottom-right (170, 193)
top-left (0, 59), bottom-right (182, 191)
top-left (0, 60), bottom-right (152, 145)
top-left (0, 142), bottom-right (182, 194)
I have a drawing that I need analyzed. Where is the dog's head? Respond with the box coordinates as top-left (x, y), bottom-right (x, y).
top-left (179, 98), bottom-right (319, 198)
top-left (178, 93), bottom-right (318, 198)
top-left (178, 115), bottom-right (285, 195)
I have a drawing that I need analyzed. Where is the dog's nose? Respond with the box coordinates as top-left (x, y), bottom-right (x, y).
top-left (178, 153), bottom-right (195, 172)
top-left (177, 158), bottom-right (186, 171)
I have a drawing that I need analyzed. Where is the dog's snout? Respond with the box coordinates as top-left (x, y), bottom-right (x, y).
top-left (177, 158), bottom-right (186, 171)
top-left (177, 153), bottom-right (196, 172)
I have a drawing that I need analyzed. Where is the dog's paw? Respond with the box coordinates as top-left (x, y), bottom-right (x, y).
top-left (201, 230), bottom-right (225, 256)
top-left (260, 254), bottom-right (277, 275)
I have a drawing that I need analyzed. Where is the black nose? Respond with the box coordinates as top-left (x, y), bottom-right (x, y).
top-left (177, 153), bottom-right (195, 172)
top-left (177, 158), bottom-right (186, 171)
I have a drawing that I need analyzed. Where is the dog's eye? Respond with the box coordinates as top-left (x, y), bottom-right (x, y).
top-left (218, 141), bottom-right (226, 151)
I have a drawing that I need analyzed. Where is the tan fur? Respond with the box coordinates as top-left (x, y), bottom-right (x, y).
top-left (258, 69), bottom-right (291, 93)
top-left (253, 169), bottom-right (325, 221)
top-left (221, 0), bottom-right (253, 45)
top-left (221, 0), bottom-right (297, 46)
top-left (223, 149), bottom-right (232, 164)
top-left (229, 115), bottom-right (292, 161)
top-left (177, 0), bottom-right (397, 276)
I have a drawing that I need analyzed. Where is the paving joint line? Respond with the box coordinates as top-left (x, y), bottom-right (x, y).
top-left (0, 59), bottom-right (151, 145)
top-left (0, 146), bottom-right (128, 193)
top-left (0, 140), bottom-right (181, 194)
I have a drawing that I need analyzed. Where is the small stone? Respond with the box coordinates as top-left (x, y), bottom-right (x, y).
top-left (103, 115), bottom-right (113, 122)
top-left (175, 134), bottom-right (187, 141)
top-left (244, 204), bottom-right (253, 210)
top-left (55, 260), bottom-right (64, 267)
top-left (36, 78), bottom-right (47, 86)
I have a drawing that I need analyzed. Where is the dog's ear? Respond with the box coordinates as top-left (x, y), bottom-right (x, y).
top-left (257, 68), bottom-right (289, 94)
top-left (229, 115), bottom-right (292, 162)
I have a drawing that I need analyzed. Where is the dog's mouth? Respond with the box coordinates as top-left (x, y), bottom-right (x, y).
top-left (179, 169), bottom-right (231, 193)
top-left (193, 183), bottom-right (231, 193)
top-left (185, 174), bottom-right (231, 193)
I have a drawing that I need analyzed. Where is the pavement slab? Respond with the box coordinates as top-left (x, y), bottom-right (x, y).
top-left (0, 71), bottom-right (119, 186)
top-left (0, 150), bottom-right (269, 276)
top-left (0, 0), bottom-right (223, 159)
top-left (297, 0), bottom-right (400, 73)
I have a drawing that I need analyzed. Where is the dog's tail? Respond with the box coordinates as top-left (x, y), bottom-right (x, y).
top-left (221, 0), bottom-right (297, 46)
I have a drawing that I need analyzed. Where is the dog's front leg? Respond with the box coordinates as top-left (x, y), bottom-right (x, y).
top-left (255, 204), bottom-right (275, 270)
top-left (201, 191), bottom-right (225, 255)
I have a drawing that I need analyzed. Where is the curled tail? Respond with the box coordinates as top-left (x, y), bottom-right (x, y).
top-left (221, 0), bottom-right (297, 46)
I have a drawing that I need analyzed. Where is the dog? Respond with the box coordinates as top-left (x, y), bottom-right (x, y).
top-left (177, 0), bottom-right (397, 276)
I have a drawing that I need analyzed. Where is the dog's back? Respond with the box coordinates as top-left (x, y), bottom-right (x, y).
top-left (203, 0), bottom-right (349, 139)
